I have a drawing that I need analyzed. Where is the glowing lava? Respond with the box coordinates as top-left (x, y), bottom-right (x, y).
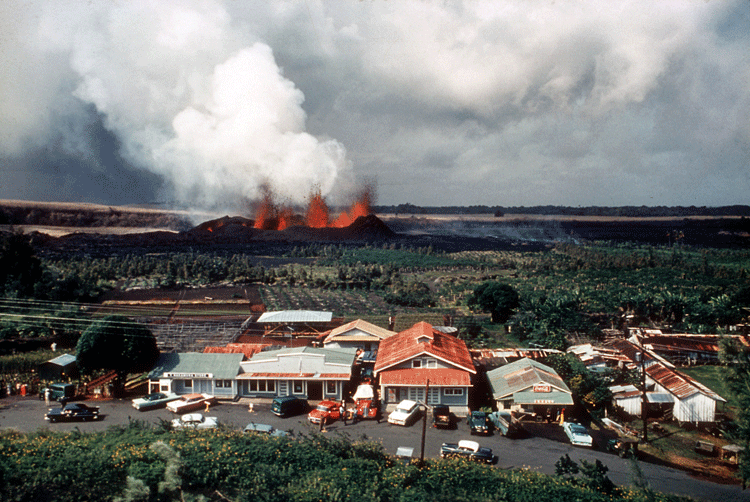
top-left (252, 186), bottom-right (373, 230)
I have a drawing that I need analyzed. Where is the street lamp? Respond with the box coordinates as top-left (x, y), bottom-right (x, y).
top-left (635, 352), bottom-right (648, 443)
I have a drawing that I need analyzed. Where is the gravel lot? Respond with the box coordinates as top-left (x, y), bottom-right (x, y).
top-left (1, 395), bottom-right (746, 502)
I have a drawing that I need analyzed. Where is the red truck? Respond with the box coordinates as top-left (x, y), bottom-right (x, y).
top-left (307, 400), bottom-right (342, 425)
top-left (352, 384), bottom-right (380, 421)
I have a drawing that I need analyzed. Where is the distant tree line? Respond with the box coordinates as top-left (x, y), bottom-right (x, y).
top-left (374, 204), bottom-right (750, 217)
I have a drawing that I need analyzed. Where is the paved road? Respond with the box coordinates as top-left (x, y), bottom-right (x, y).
top-left (1, 396), bottom-right (746, 501)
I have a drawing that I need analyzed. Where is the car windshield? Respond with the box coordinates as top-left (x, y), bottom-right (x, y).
top-left (397, 405), bottom-right (413, 412)
top-left (316, 404), bottom-right (332, 412)
top-left (571, 425), bottom-right (587, 435)
top-left (149, 394), bottom-right (165, 400)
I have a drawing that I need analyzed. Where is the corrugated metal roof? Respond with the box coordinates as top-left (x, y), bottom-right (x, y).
top-left (487, 358), bottom-right (571, 400)
top-left (326, 319), bottom-right (396, 341)
top-left (148, 352), bottom-right (243, 380)
top-left (257, 310), bottom-right (333, 323)
top-left (374, 322), bottom-right (475, 374)
top-left (47, 354), bottom-right (77, 366)
top-left (378, 368), bottom-right (471, 387)
top-left (646, 363), bottom-right (725, 402)
top-left (247, 346), bottom-right (357, 366)
top-left (237, 372), bottom-right (351, 380)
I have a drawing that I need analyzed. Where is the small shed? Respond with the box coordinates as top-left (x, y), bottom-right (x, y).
top-left (38, 353), bottom-right (79, 381)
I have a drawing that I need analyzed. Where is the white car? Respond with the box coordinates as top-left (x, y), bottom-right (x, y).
top-left (131, 392), bottom-right (180, 411)
top-left (171, 413), bottom-right (218, 429)
top-left (166, 393), bottom-right (215, 413)
top-left (387, 399), bottom-right (420, 426)
top-left (563, 421), bottom-right (593, 447)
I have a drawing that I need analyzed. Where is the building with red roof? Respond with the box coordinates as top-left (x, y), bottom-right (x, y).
top-left (374, 321), bottom-right (475, 416)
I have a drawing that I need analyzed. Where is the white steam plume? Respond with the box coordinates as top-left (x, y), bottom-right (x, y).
top-left (13, 0), bottom-right (349, 210)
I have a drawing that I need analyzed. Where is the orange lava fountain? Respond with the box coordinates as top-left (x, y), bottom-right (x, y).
top-left (252, 186), bottom-right (373, 231)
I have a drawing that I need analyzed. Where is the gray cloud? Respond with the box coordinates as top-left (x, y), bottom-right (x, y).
top-left (1, 0), bottom-right (748, 210)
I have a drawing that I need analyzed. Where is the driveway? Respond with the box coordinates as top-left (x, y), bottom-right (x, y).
top-left (1, 395), bottom-right (745, 502)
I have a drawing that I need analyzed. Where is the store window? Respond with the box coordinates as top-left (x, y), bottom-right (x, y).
top-left (326, 381), bottom-right (337, 394)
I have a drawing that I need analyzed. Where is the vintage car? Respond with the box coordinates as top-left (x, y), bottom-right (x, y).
top-left (432, 405), bottom-right (452, 429)
top-left (607, 437), bottom-right (639, 458)
top-left (45, 403), bottom-right (100, 423)
top-left (563, 421), bottom-right (593, 447)
top-left (271, 396), bottom-right (308, 417)
top-left (468, 411), bottom-right (492, 435)
top-left (307, 400), bottom-right (342, 425)
top-left (166, 393), bottom-right (215, 413)
top-left (243, 422), bottom-right (290, 437)
top-left (387, 399), bottom-right (420, 426)
top-left (131, 392), bottom-right (180, 411)
top-left (171, 413), bottom-right (218, 429)
top-left (40, 383), bottom-right (76, 402)
top-left (440, 440), bottom-right (496, 464)
top-left (352, 384), bottom-right (380, 420)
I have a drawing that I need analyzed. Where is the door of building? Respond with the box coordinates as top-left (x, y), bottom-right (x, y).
top-left (308, 381), bottom-right (323, 401)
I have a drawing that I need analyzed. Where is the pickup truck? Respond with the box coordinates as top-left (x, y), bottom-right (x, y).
top-left (488, 410), bottom-right (519, 436)
top-left (352, 384), bottom-right (380, 420)
top-left (440, 440), bottom-right (496, 464)
top-left (432, 405), bottom-right (452, 429)
top-left (467, 411), bottom-right (492, 435)
top-left (308, 400), bottom-right (342, 425)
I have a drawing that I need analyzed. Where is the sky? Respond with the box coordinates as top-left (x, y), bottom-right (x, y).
top-left (1, 0), bottom-right (748, 212)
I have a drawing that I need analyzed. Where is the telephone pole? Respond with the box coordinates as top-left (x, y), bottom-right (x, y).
top-left (420, 379), bottom-right (430, 466)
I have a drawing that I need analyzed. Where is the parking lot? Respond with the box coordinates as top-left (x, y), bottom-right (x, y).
top-left (0, 394), bottom-right (746, 502)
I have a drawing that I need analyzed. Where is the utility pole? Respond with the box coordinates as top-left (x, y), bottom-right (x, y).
top-left (420, 379), bottom-right (429, 466)
top-left (636, 351), bottom-right (648, 443)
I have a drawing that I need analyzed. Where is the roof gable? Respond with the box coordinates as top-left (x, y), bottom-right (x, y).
top-left (324, 319), bottom-right (396, 344)
top-left (374, 322), bottom-right (475, 374)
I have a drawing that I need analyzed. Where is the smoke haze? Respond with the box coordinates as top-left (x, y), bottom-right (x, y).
top-left (1, 1), bottom-right (748, 210)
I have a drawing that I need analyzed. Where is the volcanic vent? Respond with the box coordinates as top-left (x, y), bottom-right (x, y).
top-left (189, 188), bottom-right (394, 242)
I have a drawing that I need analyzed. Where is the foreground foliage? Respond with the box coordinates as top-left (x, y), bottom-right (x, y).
top-left (0, 423), bottom-right (691, 502)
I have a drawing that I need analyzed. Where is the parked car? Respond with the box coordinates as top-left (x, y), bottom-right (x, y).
top-left (606, 437), bottom-right (639, 458)
top-left (166, 393), bottom-right (215, 413)
top-left (387, 399), bottom-right (420, 426)
top-left (440, 439), bottom-right (496, 464)
top-left (432, 405), bottom-right (452, 429)
top-left (308, 400), bottom-right (342, 425)
top-left (45, 403), bottom-right (100, 423)
top-left (562, 421), bottom-right (593, 447)
top-left (352, 384), bottom-right (380, 420)
top-left (244, 422), bottom-right (290, 437)
top-left (468, 411), bottom-right (492, 435)
top-left (271, 396), bottom-right (308, 417)
top-left (131, 392), bottom-right (180, 411)
top-left (39, 383), bottom-right (76, 402)
top-left (171, 413), bottom-right (218, 429)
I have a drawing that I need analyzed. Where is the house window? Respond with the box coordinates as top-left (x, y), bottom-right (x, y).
top-left (215, 380), bottom-right (232, 388)
top-left (183, 379), bottom-right (192, 389)
top-left (293, 381), bottom-right (304, 394)
top-left (444, 388), bottom-right (463, 396)
top-left (249, 380), bottom-right (276, 392)
top-left (326, 381), bottom-right (337, 394)
top-left (412, 358), bottom-right (436, 368)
